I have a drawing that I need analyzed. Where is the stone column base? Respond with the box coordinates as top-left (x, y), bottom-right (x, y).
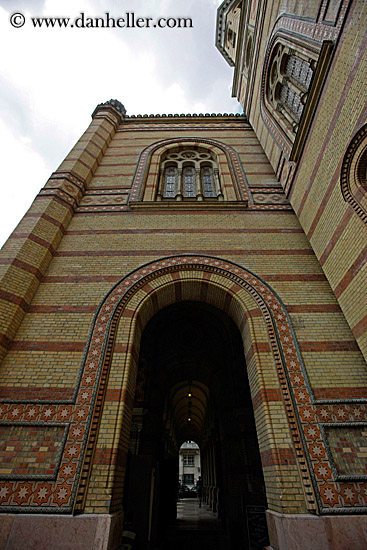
top-left (0, 510), bottom-right (124, 550)
top-left (267, 509), bottom-right (367, 550)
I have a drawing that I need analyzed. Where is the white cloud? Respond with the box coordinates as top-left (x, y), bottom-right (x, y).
top-left (0, 118), bottom-right (50, 247)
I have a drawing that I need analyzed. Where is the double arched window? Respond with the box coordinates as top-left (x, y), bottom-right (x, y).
top-left (261, 23), bottom-right (334, 163)
top-left (157, 148), bottom-right (223, 201)
top-left (266, 43), bottom-right (315, 134)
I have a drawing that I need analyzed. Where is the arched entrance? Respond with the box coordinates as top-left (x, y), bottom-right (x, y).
top-left (123, 301), bottom-right (269, 548)
top-left (77, 254), bottom-right (322, 548)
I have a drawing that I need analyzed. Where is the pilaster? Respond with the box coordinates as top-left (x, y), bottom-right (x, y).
top-left (0, 100), bottom-right (126, 362)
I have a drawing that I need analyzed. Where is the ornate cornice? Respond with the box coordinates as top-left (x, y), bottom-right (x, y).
top-left (126, 113), bottom-right (245, 120)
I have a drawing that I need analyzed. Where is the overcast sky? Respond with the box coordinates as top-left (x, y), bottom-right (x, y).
top-left (0, 0), bottom-right (239, 248)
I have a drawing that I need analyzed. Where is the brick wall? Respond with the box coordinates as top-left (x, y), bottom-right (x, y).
top-left (0, 114), bottom-right (366, 518)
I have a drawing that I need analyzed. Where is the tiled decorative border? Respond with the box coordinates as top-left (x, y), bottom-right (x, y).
top-left (0, 255), bottom-right (366, 514)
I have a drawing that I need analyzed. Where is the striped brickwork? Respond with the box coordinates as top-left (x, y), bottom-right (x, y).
top-left (0, 104), bottom-right (123, 369)
top-left (232, 0), bottom-right (367, 362)
top-left (236, 0), bottom-right (349, 173)
top-left (0, 115), bottom-right (366, 522)
top-left (289, 1), bottom-right (367, 361)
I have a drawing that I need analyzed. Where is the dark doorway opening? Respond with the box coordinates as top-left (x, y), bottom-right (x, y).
top-left (123, 301), bottom-right (269, 550)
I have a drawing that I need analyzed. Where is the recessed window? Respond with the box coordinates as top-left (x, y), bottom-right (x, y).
top-left (183, 473), bottom-right (194, 485)
top-left (266, 42), bottom-right (315, 135)
top-left (245, 33), bottom-right (253, 70)
top-left (183, 166), bottom-right (196, 198)
top-left (163, 166), bottom-right (178, 198)
top-left (158, 148), bottom-right (223, 201)
top-left (183, 455), bottom-right (195, 466)
top-left (227, 28), bottom-right (236, 48)
top-left (201, 166), bottom-right (216, 198)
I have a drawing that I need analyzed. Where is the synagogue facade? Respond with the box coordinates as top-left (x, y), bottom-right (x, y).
top-left (0, 1), bottom-right (366, 549)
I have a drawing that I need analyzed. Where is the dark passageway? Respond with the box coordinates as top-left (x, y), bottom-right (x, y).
top-left (122, 301), bottom-right (269, 550)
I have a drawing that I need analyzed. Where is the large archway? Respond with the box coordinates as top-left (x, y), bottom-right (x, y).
top-left (4, 255), bottom-right (363, 545)
top-left (123, 300), bottom-right (269, 548)
top-left (78, 255), bottom-right (320, 527)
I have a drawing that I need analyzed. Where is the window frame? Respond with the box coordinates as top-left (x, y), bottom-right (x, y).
top-left (158, 147), bottom-right (223, 202)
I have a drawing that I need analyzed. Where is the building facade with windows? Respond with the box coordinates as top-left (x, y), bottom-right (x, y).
top-left (0, 1), bottom-right (366, 550)
top-left (178, 441), bottom-right (201, 487)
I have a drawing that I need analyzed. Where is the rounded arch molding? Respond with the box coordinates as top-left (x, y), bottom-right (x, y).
top-left (341, 123), bottom-right (367, 224)
top-left (77, 255), bottom-right (367, 516)
top-left (1, 257), bottom-right (367, 516)
top-left (128, 137), bottom-right (252, 204)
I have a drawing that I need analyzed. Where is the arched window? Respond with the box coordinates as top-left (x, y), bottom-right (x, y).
top-left (285, 55), bottom-right (313, 89)
top-left (260, 23), bottom-right (334, 163)
top-left (201, 166), bottom-right (216, 198)
top-left (183, 166), bottom-right (196, 198)
top-left (163, 166), bottom-right (178, 198)
top-left (267, 43), bottom-right (315, 134)
top-left (158, 148), bottom-right (223, 201)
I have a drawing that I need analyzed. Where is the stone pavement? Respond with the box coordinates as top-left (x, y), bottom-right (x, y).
top-left (158, 498), bottom-right (227, 549)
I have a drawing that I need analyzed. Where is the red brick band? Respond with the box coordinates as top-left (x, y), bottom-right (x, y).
top-left (252, 388), bottom-right (282, 410)
top-left (28, 305), bottom-right (97, 313)
top-left (245, 342), bottom-right (271, 363)
top-left (0, 258), bottom-right (43, 281)
top-left (352, 314), bottom-right (367, 340)
top-left (286, 304), bottom-right (341, 313)
top-left (54, 248), bottom-right (314, 257)
top-left (0, 289), bottom-right (29, 313)
top-left (0, 387), bottom-right (74, 400)
top-left (319, 208), bottom-right (354, 266)
top-left (261, 448), bottom-right (297, 467)
top-left (10, 341), bottom-right (86, 352)
top-left (23, 212), bottom-right (67, 233)
top-left (298, 341), bottom-right (360, 352)
top-left (334, 245), bottom-right (367, 298)
top-left (314, 387), bottom-right (367, 400)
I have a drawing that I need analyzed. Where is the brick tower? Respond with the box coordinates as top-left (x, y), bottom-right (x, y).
top-left (0, 1), bottom-right (366, 549)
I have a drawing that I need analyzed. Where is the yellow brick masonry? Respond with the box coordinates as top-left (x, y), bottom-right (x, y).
top-left (242, 0), bottom-right (367, 360)
top-left (0, 105), bottom-right (124, 365)
top-left (293, 6), bottom-right (367, 349)
top-left (83, 268), bottom-right (308, 514)
top-left (0, 116), bottom-right (365, 516)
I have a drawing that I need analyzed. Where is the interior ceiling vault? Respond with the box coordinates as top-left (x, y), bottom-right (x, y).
top-left (169, 380), bottom-right (209, 443)
top-left (139, 300), bottom-right (245, 447)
